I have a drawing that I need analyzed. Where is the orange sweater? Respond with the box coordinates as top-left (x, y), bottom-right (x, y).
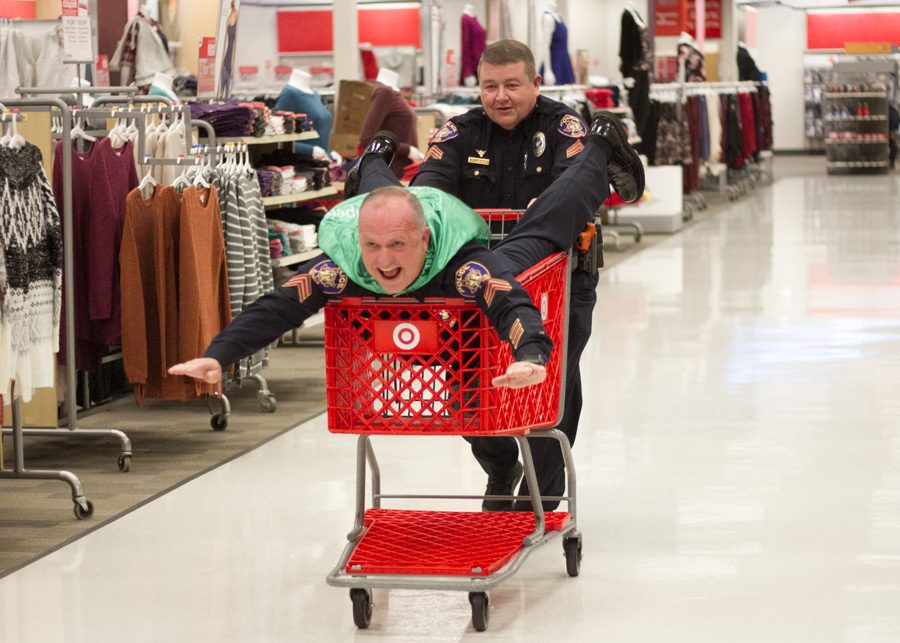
top-left (177, 186), bottom-right (232, 395)
top-left (120, 186), bottom-right (196, 403)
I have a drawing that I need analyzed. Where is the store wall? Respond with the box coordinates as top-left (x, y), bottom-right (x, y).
top-left (176, 0), bottom-right (221, 75)
top-left (754, 6), bottom-right (807, 151)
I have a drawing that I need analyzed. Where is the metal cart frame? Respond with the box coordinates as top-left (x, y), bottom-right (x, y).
top-left (323, 246), bottom-right (582, 632)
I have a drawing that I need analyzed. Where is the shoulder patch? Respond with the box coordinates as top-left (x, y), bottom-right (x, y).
top-left (558, 114), bottom-right (587, 138)
top-left (430, 121), bottom-right (459, 144)
top-left (455, 261), bottom-right (491, 298)
top-left (310, 260), bottom-right (348, 295)
top-left (283, 273), bottom-right (312, 303)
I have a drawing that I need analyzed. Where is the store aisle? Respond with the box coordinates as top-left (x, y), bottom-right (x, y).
top-left (2, 173), bottom-right (900, 642)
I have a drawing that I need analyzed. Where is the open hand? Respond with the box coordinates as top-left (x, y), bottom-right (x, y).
top-left (491, 361), bottom-right (547, 389)
top-left (168, 358), bottom-right (223, 383)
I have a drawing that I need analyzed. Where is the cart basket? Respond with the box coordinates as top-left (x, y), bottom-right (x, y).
top-left (324, 250), bottom-right (568, 436)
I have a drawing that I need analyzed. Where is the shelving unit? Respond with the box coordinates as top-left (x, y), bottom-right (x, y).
top-left (824, 61), bottom-right (895, 175)
top-left (262, 185), bottom-right (341, 209)
top-left (218, 131), bottom-right (318, 144)
top-left (271, 249), bottom-right (320, 268)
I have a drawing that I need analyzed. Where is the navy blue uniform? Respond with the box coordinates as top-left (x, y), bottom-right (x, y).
top-left (204, 243), bottom-right (553, 371)
top-left (410, 95), bottom-right (605, 511)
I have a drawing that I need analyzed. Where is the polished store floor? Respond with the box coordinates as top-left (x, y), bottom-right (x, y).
top-left (2, 169), bottom-right (900, 642)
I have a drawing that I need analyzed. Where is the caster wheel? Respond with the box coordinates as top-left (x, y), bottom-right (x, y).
top-left (74, 499), bottom-right (94, 520)
top-left (564, 535), bottom-right (582, 577)
top-left (350, 588), bottom-right (372, 629)
top-left (117, 455), bottom-right (131, 472)
top-left (258, 393), bottom-right (277, 413)
top-left (210, 414), bottom-right (228, 431)
top-left (468, 591), bottom-right (490, 632)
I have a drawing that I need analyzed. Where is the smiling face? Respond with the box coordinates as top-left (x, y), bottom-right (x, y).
top-left (479, 60), bottom-right (541, 131)
top-left (358, 189), bottom-right (430, 294)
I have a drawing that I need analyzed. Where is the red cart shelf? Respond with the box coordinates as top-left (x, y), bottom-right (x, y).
top-left (346, 509), bottom-right (571, 576)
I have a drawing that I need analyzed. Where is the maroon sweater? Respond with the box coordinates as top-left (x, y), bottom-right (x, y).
top-left (359, 83), bottom-right (418, 178)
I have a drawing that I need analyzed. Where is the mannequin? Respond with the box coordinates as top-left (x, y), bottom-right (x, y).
top-left (273, 68), bottom-right (341, 163)
top-left (149, 71), bottom-right (178, 101)
top-left (360, 69), bottom-right (421, 174)
top-left (677, 31), bottom-right (706, 82)
top-left (737, 42), bottom-right (763, 82)
top-left (619, 3), bottom-right (652, 149)
top-left (626, 1), bottom-right (645, 28)
top-left (538, 2), bottom-right (575, 86)
top-left (460, 4), bottom-right (486, 87)
top-left (376, 67), bottom-right (400, 92)
top-left (288, 68), bottom-right (312, 93)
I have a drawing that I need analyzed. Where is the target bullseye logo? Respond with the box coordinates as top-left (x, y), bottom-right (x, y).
top-left (392, 323), bottom-right (421, 350)
top-left (373, 320), bottom-right (439, 353)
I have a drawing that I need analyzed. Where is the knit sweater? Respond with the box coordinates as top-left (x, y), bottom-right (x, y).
top-left (0, 143), bottom-right (63, 402)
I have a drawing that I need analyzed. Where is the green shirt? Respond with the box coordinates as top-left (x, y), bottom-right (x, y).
top-left (317, 187), bottom-right (491, 295)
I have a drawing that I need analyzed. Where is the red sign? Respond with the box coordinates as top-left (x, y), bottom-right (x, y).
top-left (807, 12), bottom-right (900, 49)
top-left (373, 321), bottom-right (439, 354)
top-left (198, 37), bottom-right (216, 96)
top-left (654, 0), bottom-right (721, 38)
top-left (95, 54), bottom-right (109, 86)
top-left (274, 65), bottom-right (292, 82)
top-left (61, 0), bottom-right (78, 17)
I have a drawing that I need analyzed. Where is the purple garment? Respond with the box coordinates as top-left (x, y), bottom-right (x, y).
top-left (460, 14), bottom-right (486, 83)
top-left (189, 102), bottom-right (255, 138)
top-left (542, 13), bottom-right (575, 85)
top-left (54, 138), bottom-right (138, 371)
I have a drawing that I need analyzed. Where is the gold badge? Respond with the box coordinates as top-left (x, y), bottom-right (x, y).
top-left (467, 156), bottom-right (490, 166)
top-left (533, 131), bottom-right (546, 158)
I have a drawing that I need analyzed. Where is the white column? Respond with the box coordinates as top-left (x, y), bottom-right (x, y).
top-left (332, 0), bottom-right (359, 82)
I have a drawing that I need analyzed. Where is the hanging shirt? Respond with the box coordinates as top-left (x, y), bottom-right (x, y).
top-left (53, 137), bottom-right (138, 371)
top-left (0, 143), bottom-right (62, 402)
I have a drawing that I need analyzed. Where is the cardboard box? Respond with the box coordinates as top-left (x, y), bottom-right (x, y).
top-left (333, 80), bottom-right (375, 132)
top-left (2, 387), bottom-right (58, 429)
top-left (330, 131), bottom-right (363, 158)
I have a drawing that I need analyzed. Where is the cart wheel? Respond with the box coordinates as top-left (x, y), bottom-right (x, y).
top-left (564, 535), bottom-right (582, 577)
top-left (210, 414), bottom-right (228, 431)
top-left (117, 455), bottom-right (131, 472)
top-left (258, 392), bottom-right (277, 413)
top-left (350, 588), bottom-right (372, 629)
top-left (468, 592), bottom-right (490, 632)
top-left (74, 498), bottom-right (94, 520)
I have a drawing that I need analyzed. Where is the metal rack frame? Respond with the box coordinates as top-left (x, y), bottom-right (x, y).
top-left (0, 100), bottom-right (96, 518)
top-left (1, 90), bottom-right (134, 472)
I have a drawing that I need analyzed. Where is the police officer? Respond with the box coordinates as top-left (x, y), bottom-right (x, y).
top-left (344, 40), bottom-right (644, 512)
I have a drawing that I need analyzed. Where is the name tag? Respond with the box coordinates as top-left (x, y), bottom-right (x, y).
top-left (467, 156), bottom-right (490, 166)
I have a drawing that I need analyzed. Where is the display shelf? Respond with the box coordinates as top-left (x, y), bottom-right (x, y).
top-left (823, 91), bottom-right (888, 99)
top-left (262, 185), bottom-right (341, 208)
top-left (824, 115), bottom-right (887, 122)
top-left (217, 131), bottom-right (318, 144)
top-left (825, 138), bottom-right (888, 144)
top-left (271, 249), bottom-right (321, 268)
top-left (827, 161), bottom-right (889, 168)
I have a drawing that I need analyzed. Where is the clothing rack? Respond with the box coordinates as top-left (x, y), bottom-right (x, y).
top-left (0, 387), bottom-right (94, 519)
top-left (0, 91), bottom-right (134, 472)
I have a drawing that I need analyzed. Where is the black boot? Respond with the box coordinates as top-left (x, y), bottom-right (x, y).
top-left (343, 130), bottom-right (399, 197)
top-left (587, 114), bottom-right (645, 204)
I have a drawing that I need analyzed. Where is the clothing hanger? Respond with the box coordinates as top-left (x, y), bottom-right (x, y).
top-left (138, 168), bottom-right (157, 199)
top-left (70, 112), bottom-right (97, 144)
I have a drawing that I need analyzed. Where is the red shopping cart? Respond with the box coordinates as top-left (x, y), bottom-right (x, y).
top-left (324, 212), bottom-right (582, 632)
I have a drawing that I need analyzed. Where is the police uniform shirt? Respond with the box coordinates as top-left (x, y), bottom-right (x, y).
top-left (203, 244), bottom-right (553, 370)
top-left (412, 95), bottom-right (588, 210)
